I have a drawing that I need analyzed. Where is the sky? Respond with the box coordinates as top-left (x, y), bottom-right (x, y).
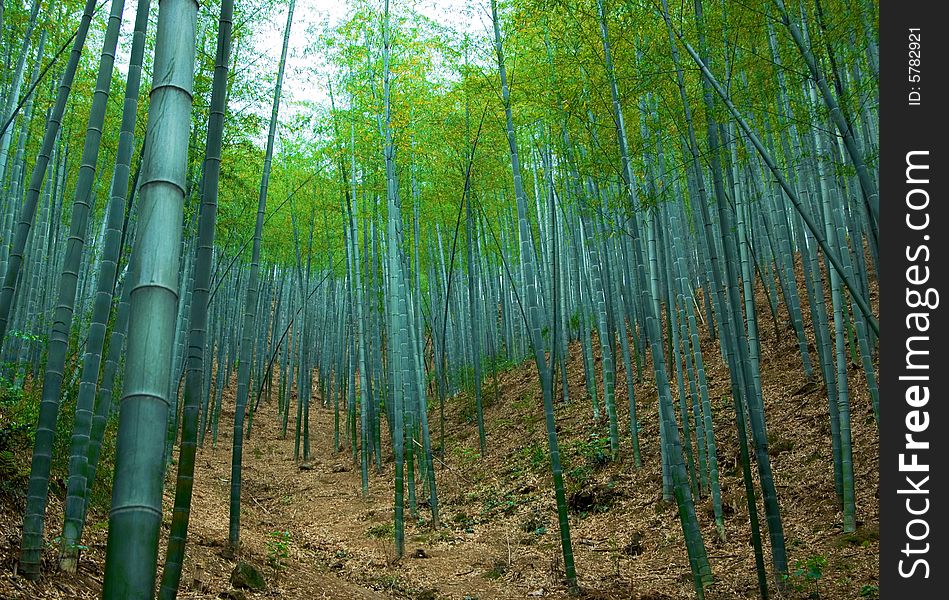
top-left (252, 0), bottom-right (475, 111)
top-left (109, 0), bottom-right (477, 135)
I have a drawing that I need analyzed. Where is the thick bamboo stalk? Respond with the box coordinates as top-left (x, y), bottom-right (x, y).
top-left (103, 0), bottom-right (198, 594)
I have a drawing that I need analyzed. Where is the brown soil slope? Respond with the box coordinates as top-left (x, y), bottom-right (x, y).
top-left (0, 269), bottom-right (879, 599)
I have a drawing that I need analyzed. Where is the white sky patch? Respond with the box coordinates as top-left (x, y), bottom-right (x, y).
top-left (112, 0), bottom-right (478, 146)
top-left (253, 0), bottom-right (476, 115)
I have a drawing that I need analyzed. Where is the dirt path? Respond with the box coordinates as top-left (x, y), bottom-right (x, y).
top-left (177, 397), bottom-right (388, 599)
top-left (179, 392), bottom-right (529, 600)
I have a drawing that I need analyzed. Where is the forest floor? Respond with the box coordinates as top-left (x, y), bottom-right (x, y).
top-left (0, 264), bottom-right (880, 599)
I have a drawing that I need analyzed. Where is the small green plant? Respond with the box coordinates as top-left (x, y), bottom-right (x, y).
top-left (452, 445), bottom-right (480, 469)
top-left (859, 584), bottom-right (879, 598)
top-left (480, 488), bottom-right (518, 518)
top-left (8, 330), bottom-right (45, 343)
top-left (567, 465), bottom-right (593, 489)
top-left (450, 511), bottom-right (477, 534)
top-left (366, 522), bottom-right (395, 563)
top-left (366, 522), bottom-right (394, 539)
top-left (516, 442), bottom-right (546, 471)
top-left (782, 555), bottom-right (828, 598)
top-left (1, 380), bottom-right (36, 443)
top-left (266, 530), bottom-right (291, 584)
top-left (484, 558), bottom-right (509, 580)
top-left (567, 432), bottom-right (611, 468)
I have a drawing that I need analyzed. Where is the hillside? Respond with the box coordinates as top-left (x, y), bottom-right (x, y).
top-left (0, 267), bottom-right (879, 599)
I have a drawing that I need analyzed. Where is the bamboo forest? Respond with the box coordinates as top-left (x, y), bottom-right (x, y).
top-left (0, 0), bottom-right (880, 597)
